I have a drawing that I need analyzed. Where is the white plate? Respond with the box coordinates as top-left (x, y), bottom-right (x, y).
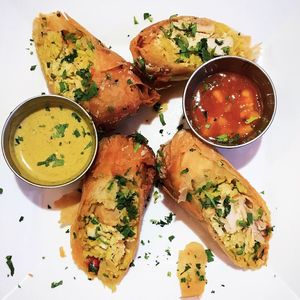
top-left (1, 1), bottom-right (300, 299)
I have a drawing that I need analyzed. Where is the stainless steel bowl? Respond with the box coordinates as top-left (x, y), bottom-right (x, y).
top-left (2, 95), bottom-right (98, 188)
top-left (183, 56), bottom-right (277, 148)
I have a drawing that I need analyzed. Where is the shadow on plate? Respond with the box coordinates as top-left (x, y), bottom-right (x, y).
top-left (16, 176), bottom-right (82, 210)
top-left (161, 188), bottom-right (240, 270)
top-left (217, 137), bottom-right (262, 169)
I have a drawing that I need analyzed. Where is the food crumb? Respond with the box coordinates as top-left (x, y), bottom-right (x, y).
top-left (59, 246), bottom-right (66, 258)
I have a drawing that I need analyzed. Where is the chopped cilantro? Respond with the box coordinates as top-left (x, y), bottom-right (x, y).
top-left (30, 65), bottom-right (37, 71)
top-left (180, 263), bottom-right (191, 275)
top-left (159, 113), bottom-right (166, 126)
top-left (116, 191), bottom-right (138, 220)
top-left (186, 192), bottom-right (192, 202)
top-left (19, 216), bottom-right (24, 222)
top-left (180, 168), bottom-right (189, 175)
top-left (51, 280), bottom-right (63, 288)
top-left (205, 249), bottom-right (214, 262)
top-left (222, 46), bottom-right (230, 55)
top-left (15, 136), bottom-right (23, 145)
top-left (245, 116), bottom-right (259, 124)
top-left (127, 79), bottom-right (133, 85)
top-left (87, 41), bottom-right (95, 51)
top-left (52, 123), bottom-right (68, 138)
top-left (167, 271), bottom-right (172, 277)
top-left (216, 134), bottom-right (229, 143)
top-left (116, 224), bottom-right (135, 238)
top-left (84, 141), bottom-right (92, 150)
top-left (215, 39), bottom-right (224, 46)
top-left (115, 175), bottom-right (127, 186)
top-left (61, 49), bottom-right (78, 63)
top-left (143, 13), bottom-right (153, 22)
top-left (6, 256), bottom-right (14, 276)
top-left (59, 81), bottom-right (68, 93)
top-left (0, 188), bottom-right (3, 194)
top-left (150, 212), bottom-right (175, 227)
top-left (165, 248), bottom-right (171, 256)
top-left (236, 243), bottom-right (246, 255)
top-left (247, 212), bottom-right (253, 225)
top-left (168, 235), bottom-right (175, 242)
top-left (71, 112), bottom-right (81, 122)
top-left (133, 16), bottom-right (139, 25)
top-left (73, 129), bottom-right (81, 138)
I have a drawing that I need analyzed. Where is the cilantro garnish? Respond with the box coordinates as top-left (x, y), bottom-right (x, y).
top-left (15, 136), bottom-right (23, 145)
top-left (6, 256), bottom-right (15, 276)
top-left (73, 129), bottom-right (81, 138)
top-left (51, 280), bottom-right (63, 288)
top-left (30, 65), bottom-right (36, 71)
top-left (116, 224), bottom-right (135, 238)
top-left (180, 168), bottom-right (189, 175)
top-left (52, 123), bottom-right (69, 138)
top-left (143, 13), bottom-right (153, 22)
top-left (61, 49), bottom-right (78, 63)
top-left (205, 249), bottom-right (214, 262)
top-left (133, 16), bottom-right (139, 25)
top-left (71, 112), bottom-right (81, 122)
top-left (37, 154), bottom-right (64, 168)
top-left (159, 113), bottom-right (166, 126)
top-left (150, 212), bottom-right (175, 227)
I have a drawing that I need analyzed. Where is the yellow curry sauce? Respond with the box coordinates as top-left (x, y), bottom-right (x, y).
top-left (11, 106), bottom-right (94, 185)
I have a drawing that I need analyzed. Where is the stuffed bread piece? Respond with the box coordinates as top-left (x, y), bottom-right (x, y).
top-left (157, 130), bottom-right (272, 269)
top-left (71, 134), bottom-right (156, 290)
top-left (33, 12), bottom-right (160, 129)
top-left (130, 16), bottom-right (259, 86)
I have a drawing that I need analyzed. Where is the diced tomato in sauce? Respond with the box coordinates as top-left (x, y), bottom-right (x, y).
top-left (191, 72), bottom-right (262, 144)
top-left (86, 256), bottom-right (100, 274)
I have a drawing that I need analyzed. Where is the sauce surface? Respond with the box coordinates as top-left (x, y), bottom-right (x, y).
top-left (11, 106), bottom-right (95, 185)
top-left (191, 72), bottom-right (262, 144)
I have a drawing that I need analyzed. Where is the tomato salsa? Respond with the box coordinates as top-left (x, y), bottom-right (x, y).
top-left (191, 72), bottom-right (262, 144)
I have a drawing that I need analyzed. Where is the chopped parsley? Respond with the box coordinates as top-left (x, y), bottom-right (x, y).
top-left (221, 46), bottom-right (230, 55)
top-left (180, 263), bottom-right (191, 275)
top-left (0, 188), bottom-right (3, 194)
top-left (59, 81), bottom-right (68, 93)
top-left (19, 216), bottom-right (24, 222)
top-left (30, 65), bottom-right (37, 71)
top-left (51, 280), bottom-right (63, 288)
top-left (74, 68), bottom-right (98, 101)
top-left (127, 79), bottom-right (133, 85)
top-left (132, 132), bottom-right (148, 152)
top-left (167, 271), bottom-right (172, 277)
top-left (150, 212), bottom-right (175, 227)
top-left (115, 175), bottom-right (127, 186)
top-left (205, 249), bottom-right (214, 262)
top-left (133, 16), bottom-right (139, 25)
top-left (6, 256), bottom-right (15, 276)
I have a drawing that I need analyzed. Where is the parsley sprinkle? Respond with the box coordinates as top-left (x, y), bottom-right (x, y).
top-left (133, 16), bottom-right (139, 25)
top-left (0, 188), bottom-right (3, 194)
top-left (73, 129), bottom-right (81, 138)
top-left (150, 212), bottom-right (175, 227)
top-left (19, 216), bottom-right (24, 222)
top-left (127, 79), bottom-right (133, 85)
top-left (30, 65), bottom-right (36, 71)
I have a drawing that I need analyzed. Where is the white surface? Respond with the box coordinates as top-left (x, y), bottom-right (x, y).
top-left (0, 0), bottom-right (300, 299)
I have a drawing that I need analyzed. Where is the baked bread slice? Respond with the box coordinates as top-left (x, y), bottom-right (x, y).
top-left (71, 134), bottom-right (156, 290)
top-left (130, 16), bottom-right (260, 86)
top-left (33, 11), bottom-right (160, 128)
top-left (157, 130), bottom-right (272, 269)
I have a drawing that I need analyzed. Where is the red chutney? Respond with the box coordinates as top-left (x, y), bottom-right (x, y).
top-left (191, 72), bottom-right (262, 144)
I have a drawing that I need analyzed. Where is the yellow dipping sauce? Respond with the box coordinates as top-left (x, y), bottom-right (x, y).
top-left (10, 106), bottom-right (95, 186)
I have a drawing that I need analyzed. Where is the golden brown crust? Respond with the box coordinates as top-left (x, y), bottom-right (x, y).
top-left (130, 16), bottom-right (259, 87)
top-left (158, 130), bottom-right (271, 269)
top-left (33, 11), bottom-right (160, 129)
top-left (71, 135), bottom-right (156, 290)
